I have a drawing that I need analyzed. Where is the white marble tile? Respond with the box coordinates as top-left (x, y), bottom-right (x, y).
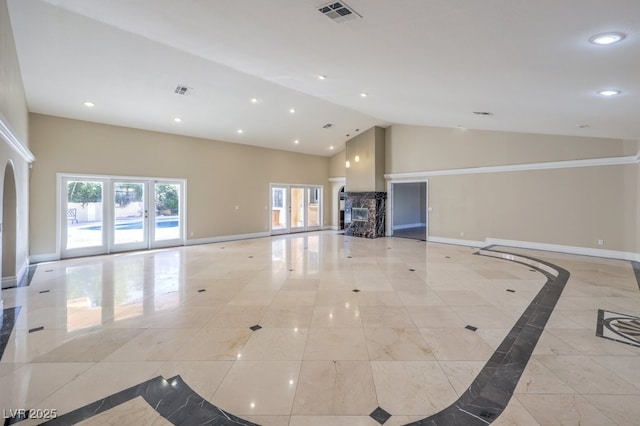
top-left (418, 327), bottom-right (495, 361)
top-left (359, 306), bottom-right (415, 329)
top-left (292, 360), bottom-right (377, 415)
top-left (35, 361), bottom-right (164, 416)
top-left (153, 360), bottom-right (233, 400)
top-left (303, 328), bottom-right (369, 360)
top-left (289, 415), bottom-right (378, 425)
top-left (370, 360), bottom-right (458, 415)
top-left (172, 328), bottom-right (252, 361)
top-left (438, 360), bottom-right (486, 395)
top-left (212, 360), bottom-right (301, 415)
top-left (514, 357), bottom-right (575, 394)
top-left (584, 394), bottom-right (640, 426)
top-left (491, 397), bottom-right (541, 426)
top-left (311, 305), bottom-right (362, 328)
top-left (535, 354), bottom-right (640, 394)
top-left (516, 394), bottom-right (615, 426)
top-left (76, 396), bottom-right (162, 425)
top-left (364, 328), bottom-right (434, 361)
top-left (239, 328), bottom-right (309, 361)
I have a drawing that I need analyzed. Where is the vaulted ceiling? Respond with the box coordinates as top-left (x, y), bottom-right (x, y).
top-left (8, 0), bottom-right (640, 156)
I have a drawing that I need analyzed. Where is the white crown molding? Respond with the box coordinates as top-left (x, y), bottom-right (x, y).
top-left (0, 112), bottom-right (35, 163)
top-left (385, 153), bottom-right (640, 180)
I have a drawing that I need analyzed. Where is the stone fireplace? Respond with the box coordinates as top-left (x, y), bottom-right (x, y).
top-left (344, 192), bottom-right (386, 238)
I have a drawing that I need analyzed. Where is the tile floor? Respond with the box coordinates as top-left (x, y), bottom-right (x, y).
top-left (1, 231), bottom-right (639, 425)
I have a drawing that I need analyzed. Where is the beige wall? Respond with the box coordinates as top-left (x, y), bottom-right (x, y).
top-left (29, 114), bottom-right (331, 256)
top-left (345, 126), bottom-right (386, 192)
top-left (387, 124), bottom-right (639, 254)
top-left (1, 0), bottom-right (31, 284)
top-left (386, 125), bottom-right (629, 174)
top-left (329, 149), bottom-right (346, 178)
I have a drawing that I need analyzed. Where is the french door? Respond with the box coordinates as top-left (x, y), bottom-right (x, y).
top-left (61, 175), bottom-right (185, 258)
top-left (270, 184), bottom-right (322, 235)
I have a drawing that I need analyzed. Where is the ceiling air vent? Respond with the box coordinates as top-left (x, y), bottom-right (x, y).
top-left (473, 111), bottom-right (493, 116)
top-left (174, 85), bottom-right (192, 95)
top-left (322, 123), bottom-right (333, 129)
top-left (318, 2), bottom-right (362, 23)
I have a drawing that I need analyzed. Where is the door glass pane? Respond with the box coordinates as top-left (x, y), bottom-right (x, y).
top-left (291, 187), bottom-right (305, 229)
top-left (154, 183), bottom-right (180, 241)
top-left (66, 180), bottom-right (103, 249)
top-left (307, 187), bottom-right (320, 227)
top-left (113, 182), bottom-right (145, 245)
top-left (272, 187), bottom-right (287, 231)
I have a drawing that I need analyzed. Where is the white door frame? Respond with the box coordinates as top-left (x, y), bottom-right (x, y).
top-left (59, 173), bottom-right (186, 258)
top-left (386, 179), bottom-right (429, 238)
top-left (270, 183), bottom-right (323, 235)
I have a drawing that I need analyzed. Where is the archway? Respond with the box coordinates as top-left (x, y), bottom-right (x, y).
top-left (2, 161), bottom-right (17, 288)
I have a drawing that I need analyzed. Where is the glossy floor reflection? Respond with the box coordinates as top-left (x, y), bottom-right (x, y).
top-left (1, 232), bottom-right (639, 425)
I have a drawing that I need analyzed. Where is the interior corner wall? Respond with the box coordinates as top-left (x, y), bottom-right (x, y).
top-left (28, 114), bottom-right (331, 257)
top-left (329, 150), bottom-right (346, 178)
top-left (387, 125), bottom-right (638, 254)
top-left (1, 0), bottom-right (30, 279)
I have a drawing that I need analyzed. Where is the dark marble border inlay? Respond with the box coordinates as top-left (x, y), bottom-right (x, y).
top-left (632, 261), bottom-right (640, 292)
top-left (403, 248), bottom-right (570, 425)
top-left (2, 264), bottom-right (37, 290)
top-left (39, 375), bottom-right (259, 426)
top-left (1, 306), bottom-right (21, 362)
top-left (596, 309), bottom-right (640, 348)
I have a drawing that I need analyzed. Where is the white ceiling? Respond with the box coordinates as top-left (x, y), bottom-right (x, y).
top-left (7, 0), bottom-right (640, 156)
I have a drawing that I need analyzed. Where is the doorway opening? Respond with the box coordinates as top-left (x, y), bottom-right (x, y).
top-left (390, 181), bottom-right (428, 240)
top-left (1, 161), bottom-right (17, 288)
top-left (60, 174), bottom-right (185, 258)
top-left (270, 184), bottom-right (322, 234)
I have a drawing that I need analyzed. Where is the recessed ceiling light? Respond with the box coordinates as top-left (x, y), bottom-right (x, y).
top-left (237, 129), bottom-right (244, 134)
top-left (576, 124), bottom-right (590, 128)
top-left (589, 32), bottom-right (626, 45)
top-left (329, 146), bottom-right (335, 150)
top-left (318, 75), bottom-right (326, 80)
top-left (598, 90), bottom-right (621, 96)
top-left (251, 98), bottom-right (259, 103)
top-left (289, 108), bottom-right (296, 114)
top-left (294, 139), bottom-right (299, 144)
top-left (173, 117), bottom-right (182, 123)
top-left (83, 101), bottom-right (95, 107)
top-left (360, 92), bottom-right (368, 98)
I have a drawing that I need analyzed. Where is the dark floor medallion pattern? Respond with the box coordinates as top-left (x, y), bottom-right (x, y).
top-left (596, 309), bottom-right (640, 348)
top-left (403, 248), bottom-right (570, 425)
top-left (2, 249), bottom-right (571, 425)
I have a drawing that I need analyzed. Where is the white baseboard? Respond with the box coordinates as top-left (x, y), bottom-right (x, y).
top-left (324, 225), bottom-right (339, 231)
top-left (30, 253), bottom-right (60, 263)
top-left (1, 276), bottom-right (17, 287)
top-left (427, 236), bottom-right (487, 248)
top-left (486, 238), bottom-right (640, 262)
top-left (186, 232), bottom-right (271, 246)
top-left (393, 222), bottom-right (426, 230)
top-left (2, 259), bottom-right (30, 287)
